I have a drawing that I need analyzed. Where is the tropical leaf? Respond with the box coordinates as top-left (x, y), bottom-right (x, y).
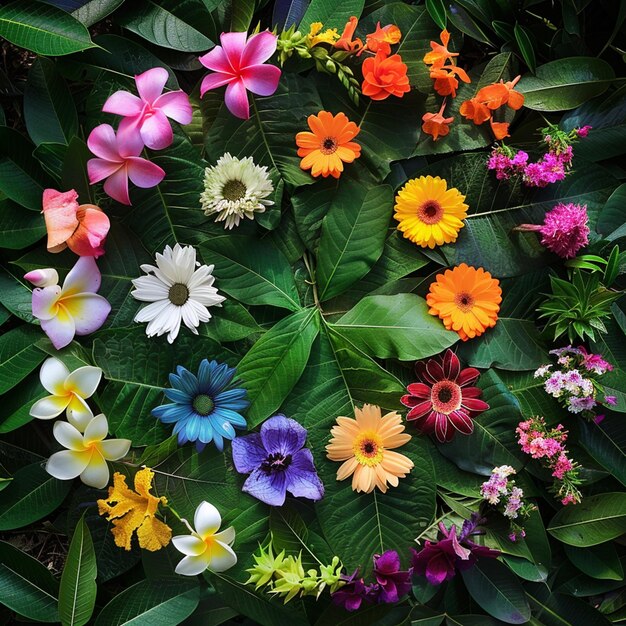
top-left (0, 197), bottom-right (45, 249)
top-left (299, 0), bottom-right (364, 31)
top-left (0, 325), bottom-right (46, 395)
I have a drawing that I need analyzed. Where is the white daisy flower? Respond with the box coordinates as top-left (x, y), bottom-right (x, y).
top-left (131, 243), bottom-right (225, 343)
top-left (200, 153), bottom-right (274, 229)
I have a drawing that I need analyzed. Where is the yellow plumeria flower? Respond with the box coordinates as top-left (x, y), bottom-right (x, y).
top-left (46, 413), bottom-right (131, 489)
top-left (30, 357), bottom-right (102, 431)
top-left (172, 501), bottom-right (236, 576)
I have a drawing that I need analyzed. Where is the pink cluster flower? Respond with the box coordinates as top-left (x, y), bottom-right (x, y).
top-left (487, 146), bottom-right (528, 180)
top-left (87, 68), bottom-right (192, 205)
top-left (538, 202), bottom-right (590, 258)
top-left (516, 417), bottom-right (582, 505)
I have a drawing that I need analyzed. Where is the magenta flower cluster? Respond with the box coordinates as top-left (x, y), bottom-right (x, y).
top-left (516, 417), bottom-right (582, 505)
top-left (538, 203), bottom-right (590, 258)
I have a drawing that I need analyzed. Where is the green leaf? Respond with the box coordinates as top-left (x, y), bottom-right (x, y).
top-left (231, 0), bottom-right (255, 31)
top-left (517, 57), bottom-right (615, 112)
top-left (316, 182), bottom-right (393, 301)
top-left (425, 0), bottom-right (447, 29)
top-left (564, 543), bottom-right (624, 581)
top-left (0, 266), bottom-right (34, 322)
top-left (299, 0), bottom-right (364, 31)
top-left (72, 0), bottom-right (125, 27)
top-left (33, 142), bottom-right (67, 180)
top-left (547, 493), bottom-right (626, 546)
top-left (0, 1), bottom-right (96, 55)
top-left (200, 236), bottom-right (301, 311)
top-left (578, 417), bottom-right (626, 487)
top-left (597, 183), bottom-right (626, 240)
top-left (119, 0), bottom-right (213, 52)
top-left (0, 126), bottom-right (51, 210)
top-left (332, 293), bottom-right (458, 361)
top-left (24, 57), bottom-right (78, 146)
top-left (0, 462), bottom-right (72, 530)
top-left (460, 558), bottom-right (531, 624)
top-left (0, 541), bottom-right (59, 622)
top-left (59, 515), bottom-right (97, 626)
top-left (94, 579), bottom-right (200, 626)
top-left (0, 325), bottom-right (45, 395)
top-left (513, 23), bottom-right (535, 72)
top-left (237, 309), bottom-right (319, 427)
top-left (457, 319), bottom-right (548, 371)
top-left (0, 372), bottom-right (46, 434)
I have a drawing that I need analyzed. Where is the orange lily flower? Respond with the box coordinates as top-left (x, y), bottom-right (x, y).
top-left (430, 65), bottom-right (470, 98)
top-left (335, 16), bottom-right (364, 52)
top-left (422, 102), bottom-right (454, 141)
top-left (459, 97), bottom-right (491, 125)
top-left (423, 29), bottom-right (458, 68)
top-left (366, 22), bottom-right (401, 55)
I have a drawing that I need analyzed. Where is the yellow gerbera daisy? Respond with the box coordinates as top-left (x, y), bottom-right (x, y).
top-left (326, 404), bottom-right (413, 494)
top-left (394, 175), bottom-right (468, 248)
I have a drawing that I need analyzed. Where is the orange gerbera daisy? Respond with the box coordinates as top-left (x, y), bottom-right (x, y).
top-left (296, 111), bottom-right (361, 178)
top-left (362, 51), bottom-right (410, 100)
top-left (326, 404), bottom-right (414, 494)
top-left (426, 263), bottom-right (502, 341)
top-left (422, 102), bottom-right (454, 141)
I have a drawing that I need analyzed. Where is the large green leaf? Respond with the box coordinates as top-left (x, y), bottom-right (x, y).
top-left (597, 183), bottom-right (626, 240)
top-left (59, 516), bottom-right (97, 626)
top-left (299, 0), bottom-right (364, 30)
top-left (517, 57), bottom-right (615, 112)
top-left (461, 559), bottom-right (530, 624)
top-left (316, 182), bottom-right (393, 301)
top-left (71, 0), bottom-right (125, 27)
top-left (564, 543), bottom-right (624, 581)
top-left (0, 1), bottom-right (95, 55)
top-left (0, 541), bottom-right (59, 622)
top-left (237, 308), bottom-right (319, 427)
top-left (332, 293), bottom-right (458, 361)
top-left (119, 0), bottom-right (213, 52)
top-left (94, 579), bottom-right (200, 626)
top-left (457, 318), bottom-right (548, 371)
top-left (0, 372), bottom-right (46, 434)
top-left (0, 325), bottom-right (45, 394)
top-left (547, 492), bottom-right (626, 546)
top-left (578, 417), bottom-right (626, 488)
top-left (200, 236), bottom-right (301, 311)
top-left (0, 197), bottom-right (45, 249)
top-left (0, 462), bottom-right (72, 530)
top-left (92, 328), bottom-right (231, 445)
top-left (24, 58), bottom-right (78, 146)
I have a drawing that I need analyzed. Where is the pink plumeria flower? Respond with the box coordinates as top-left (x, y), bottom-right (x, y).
top-left (87, 124), bottom-right (165, 205)
top-left (199, 31), bottom-right (281, 120)
top-left (25, 257), bottom-right (111, 350)
top-left (102, 67), bottom-right (193, 150)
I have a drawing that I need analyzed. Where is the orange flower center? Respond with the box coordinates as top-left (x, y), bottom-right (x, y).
top-left (321, 137), bottom-right (338, 155)
top-left (353, 431), bottom-right (384, 466)
top-left (431, 380), bottom-right (462, 414)
top-left (417, 200), bottom-right (443, 225)
top-left (455, 292), bottom-right (474, 312)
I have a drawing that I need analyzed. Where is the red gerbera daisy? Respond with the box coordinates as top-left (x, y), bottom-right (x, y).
top-left (400, 349), bottom-right (489, 443)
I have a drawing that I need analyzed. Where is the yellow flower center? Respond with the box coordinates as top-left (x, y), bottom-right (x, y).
top-left (455, 291), bottom-right (474, 312)
top-left (353, 431), bottom-right (384, 466)
top-left (417, 200), bottom-right (443, 225)
top-left (321, 137), bottom-right (338, 154)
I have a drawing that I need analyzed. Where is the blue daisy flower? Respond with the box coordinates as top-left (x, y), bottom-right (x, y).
top-left (152, 359), bottom-right (248, 452)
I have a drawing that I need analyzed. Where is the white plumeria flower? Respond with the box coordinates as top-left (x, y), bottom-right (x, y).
top-left (46, 413), bottom-right (131, 489)
top-left (30, 357), bottom-right (102, 431)
top-left (173, 501), bottom-right (237, 576)
top-left (131, 244), bottom-right (225, 344)
top-left (200, 153), bottom-right (274, 229)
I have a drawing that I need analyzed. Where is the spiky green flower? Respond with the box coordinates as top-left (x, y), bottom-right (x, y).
top-left (245, 543), bottom-right (286, 590)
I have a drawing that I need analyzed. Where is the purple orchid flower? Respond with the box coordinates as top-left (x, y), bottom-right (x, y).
top-left (412, 514), bottom-right (500, 585)
top-left (373, 550), bottom-right (413, 603)
top-left (231, 414), bottom-right (324, 506)
top-left (331, 569), bottom-right (378, 612)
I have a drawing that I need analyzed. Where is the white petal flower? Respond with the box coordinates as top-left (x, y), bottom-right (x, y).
top-left (173, 501), bottom-right (237, 576)
top-left (45, 413), bottom-right (131, 489)
top-left (132, 244), bottom-right (225, 344)
top-left (30, 357), bottom-right (102, 431)
top-left (200, 153), bottom-right (274, 229)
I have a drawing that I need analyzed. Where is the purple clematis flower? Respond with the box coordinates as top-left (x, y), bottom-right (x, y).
top-left (231, 414), bottom-right (324, 506)
top-left (373, 550), bottom-right (413, 603)
top-left (411, 514), bottom-right (500, 585)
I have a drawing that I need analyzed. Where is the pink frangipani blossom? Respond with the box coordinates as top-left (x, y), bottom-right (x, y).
top-left (199, 31), bottom-right (281, 120)
top-left (103, 67), bottom-right (193, 150)
top-left (87, 124), bottom-right (165, 205)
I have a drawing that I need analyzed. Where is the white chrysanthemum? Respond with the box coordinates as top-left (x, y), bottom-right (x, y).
top-left (200, 153), bottom-right (274, 229)
top-left (131, 243), bottom-right (225, 344)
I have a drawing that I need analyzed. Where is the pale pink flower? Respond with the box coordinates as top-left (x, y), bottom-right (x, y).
top-left (102, 67), bottom-right (192, 150)
top-left (87, 124), bottom-right (165, 205)
top-left (199, 31), bottom-right (281, 120)
top-left (25, 257), bottom-right (111, 350)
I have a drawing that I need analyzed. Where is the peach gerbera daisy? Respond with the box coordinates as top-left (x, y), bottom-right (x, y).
top-left (326, 404), bottom-right (414, 494)
top-left (426, 263), bottom-right (502, 341)
top-left (295, 111), bottom-right (361, 178)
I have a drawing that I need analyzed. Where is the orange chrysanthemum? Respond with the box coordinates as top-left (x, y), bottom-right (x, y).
top-left (366, 22), bottom-right (402, 55)
top-left (326, 404), bottom-right (414, 494)
top-left (296, 111), bottom-right (361, 178)
top-left (362, 51), bottom-right (410, 101)
top-left (423, 29), bottom-right (458, 68)
top-left (427, 263), bottom-right (502, 341)
top-left (422, 102), bottom-right (454, 141)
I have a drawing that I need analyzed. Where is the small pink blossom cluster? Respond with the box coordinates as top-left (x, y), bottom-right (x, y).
top-left (480, 466), bottom-right (535, 541)
top-left (487, 124), bottom-right (590, 188)
top-left (516, 417), bottom-right (582, 505)
top-left (534, 346), bottom-right (616, 418)
top-left (87, 68), bottom-right (193, 205)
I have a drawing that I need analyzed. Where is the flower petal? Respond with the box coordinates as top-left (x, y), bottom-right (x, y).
top-left (240, 31), bottom-right (277, 67)
top-left (213, 526), bottom-right (235, 546)
top-left (61, 294), bottom-right (111, 336)
top-left (231, 432), bottom-right (266, 474)
top-left (42, 189), bottom-right (79, 251)
top-left (242, 467), bottom-right (287, 506)
top-left (84, 413), bottom-right (109, 443)
top-left (53, 419), bottom-right (85, 450)
top-left (66, 396), bottom-right (94, 432)
top-left (32, 286), bottom-right (61, 321)
top-left (175, 554), bottom-right (210, 576)
top-left (39, 357), bottom-right (70, 395)
top-left (200, 72), bottom-right (235, 97)
top-left (40, 307), bottom-right (76, 350)
top-left (139, 110), bottom-right (173, 150)
top-left (65, 365), bottom-right (102, 398)
top-left (99, 438), bottom-right (132, 460)
top-left (87, 158), bottom-right (122, 185)
top-left (126, 157), bottom-right (165, 188)
top-left (193, 501), bottom-right (221, 538)
top-left (80, 451), bottom-right (110, 489)
top-left (224, 79), bottom-right (250, 119)
top-left (135, 67), bottom-right (168, 104)
top-left (46, 450), bottom-right (90, 480)
top-left (67, 208), bottom-right (110, 258)
top-left (199, 45), bottom-right (234, 74)
top-left (285, 449), bottom-right (324, 501)
top-left (102, 90), bottom-right (143, 116)
top-left (206, 540), bottom-right (237, 572)
top-left (87, 124), bottom-right (122, 162)
top-left (62, 256), bottom-right (101, 296)
top-left (30, 395), bottom-right (71, 420)
top-left (219, 31), bottom-right (247, 67)
top-left (172, 534), bottom-right (206, 556)
top-left (103, 167), bottom-right (131, 205)
top-left (154, 91), bottom-right (193, 124)
top-left (240, 64), bottom-right (281, 97)
top-left (260, 414), bottom-right (306, 456)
